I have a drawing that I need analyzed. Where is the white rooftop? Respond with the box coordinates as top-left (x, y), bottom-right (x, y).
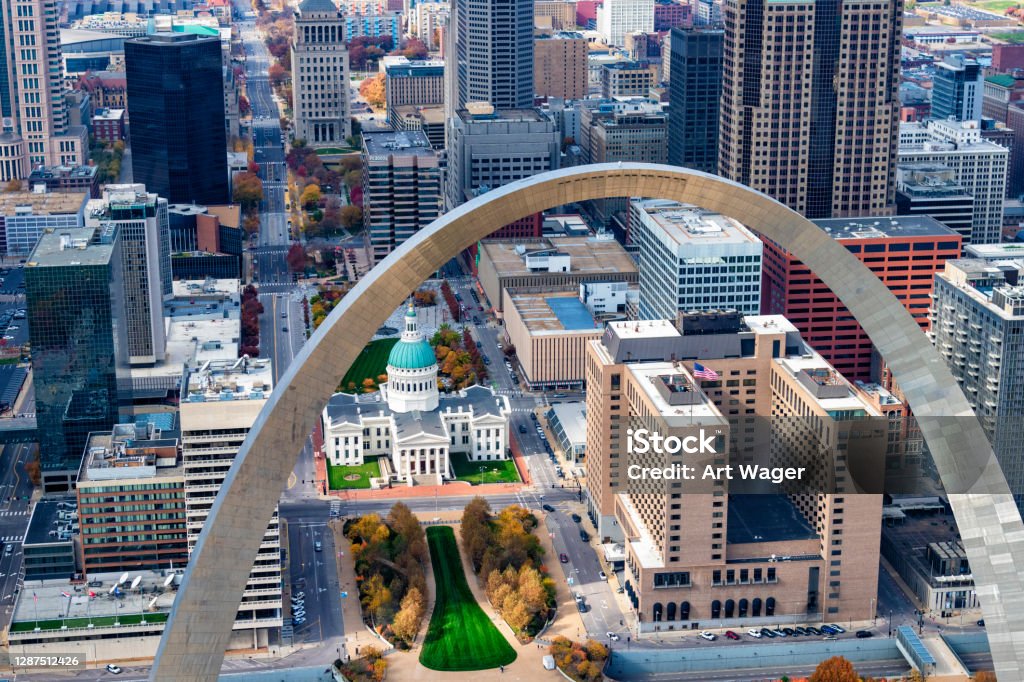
top-left (743, 315), bottom-right (799, 335)
top-left (639, 202), bottom-right (760, 250)
top-left (606, 318), bottom-right (680, 340)
top-left (627, 361), bottom-right (725, 426)
top-left (774, 353), bottom-right (878, 414)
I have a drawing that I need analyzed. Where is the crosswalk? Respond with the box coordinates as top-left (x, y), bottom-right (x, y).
top-left (1, 535), bottom-right (22, 543)
top-left (0, 510), bottom-right (27, 517)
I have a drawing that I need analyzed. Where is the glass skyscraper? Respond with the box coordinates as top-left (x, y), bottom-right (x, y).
top-left (667, 27), bottom-right (723, 174)
top-left (125, 33), bottom-right (228, 206)
top-left (25, 225), bottom-right (129, 492)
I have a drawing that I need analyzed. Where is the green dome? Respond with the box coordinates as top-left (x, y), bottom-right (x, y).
top-left (388, 338), bottom-right (437, 370)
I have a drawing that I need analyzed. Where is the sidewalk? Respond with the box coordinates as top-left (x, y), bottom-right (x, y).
top-left (329, 519), bottom-right (390, 662)
top-left (334, 480), bottom-right (527, 501)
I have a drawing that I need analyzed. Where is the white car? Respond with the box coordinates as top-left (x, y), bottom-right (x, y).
top-left (606, 632), bottom-right (620, 641)
top-left (105, 664), bottom-right (123, 674)
top-left (699, 631), bottom-right (717, 641)
top-left (747, 628), bottom-right (762, 638)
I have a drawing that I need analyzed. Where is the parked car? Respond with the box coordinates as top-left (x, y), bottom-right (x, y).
top-left (106, 664), bottom-right (123, 674)
top-left (782, 628), bottom-right (796, 637)
top-left (819, 625), bottom-right (837, 635)
top-left (530, 413), bottom-right (537, 421)
top-left (772, 629), bottom-right (788, 638)
top-left (747, 628), bottom-right (763, 638)
top-left (293, 591), bottom-right (304, 599)
top-left (794, 627), bottom-right (810, 636)
top-left (760, 628), bottom-right (777, 638)
top-left (805, 626), bottom-right (821, 635)
top-left (724, 631), bottom-right (741, 641)
top-left (855, 630), bottom-right (873, 639)
top-left (542, 504), bottom-right (555, 512)
top-left (574, 593), bottom-right (584, 604)
top-left (699, 631), bottom-right (717, 641)
top-left (579, 530), bottom-right (590, 542)
top-left (607, 632), bottom-right (621, 641)
top-left (828, 623), bottom-right (846, 633)
top-left (598, 571), bottom-right (607, 580)
top-left (571, 513), bottom-right (582, 523)
top-left (977, 619), bottom-right (986, 627)
top-left (559, 553), bottom-right (569, 563)
top-left (823, 635), bottom-right (837, 641)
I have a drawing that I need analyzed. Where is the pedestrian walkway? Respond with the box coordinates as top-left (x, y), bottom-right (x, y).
top-left (334, 480), bottom-right (526, 501)
top-left (329, 519), bottom-right (390, 662)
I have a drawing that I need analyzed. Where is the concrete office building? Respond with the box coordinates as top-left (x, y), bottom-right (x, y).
top-left (895, 164), bottom-right (974, 240)
top-left (390, 105), bottom-right (445, 150)
top-left (719, 0), bottom-right (901, 219)
top-left (964, 243), bottom-right (1024, 261)
top-left (477, 235), bottom-right (638, 313)
top-left (631, 201), bottom-right (762, 319)
top-left (930, 259), bottom-right (1024, 507)
top-left (898, 119), bottom-right (1008, 245)
top-left (76, 422), bottom-right (186, 576)
top-left (449, 0), bottom-right (534, 112)
top-left (408, 0), bottom-right (448, 50)
top-left (179, 357), bottom-right (282, 646)
top-left (0, 0), bottom-right (88, 179)
top-left (446, 104), bottom-right (559, 209)
top-left (26, 226), bottom-right (129, 492)
top-left (931, 55), bottom-right (983, 123)
top-left (22, 499), bottom-right (78, 581)
top-left (596, 0), bottom-right (654, 47)
top-left (361, 130), bottom-right (441, 265)
top-left (503, 289), bottom-right (606, 390)
top-left (343, 10), bottom-right (401, 47)
top-left (534, 32), bottom-right (588, 100)
top-left (600, 61), bottom-right (655, 98)
top-left (0, 191), bottom-right (87, 257)
top-left (584, 315), bottom-right (884, 628)
top-left (762, 216), bottom-right (962, 382)
top-left (84, 185), bottom-right (171, 366)
top-left (291, 0), bottom-right (351, 147)
top-left (126, 33), bottom-right (227, 206)
top-left (383, 57), bottom-right (444, 130)
top-left (667, 27), bottom-right (723, 173)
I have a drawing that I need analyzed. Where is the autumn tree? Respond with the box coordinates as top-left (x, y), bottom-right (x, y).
top-left (359, 73), bottom-right (386, 108)
top-left (300, 183), bottom-right (322, 209)
top-left (461, 496), bottom-right (493, 572)
top-left (4, 179), bottom-right (21, 192)
top-left (268, 62), bottom-right (287, 86)
top-left (340, 205), bottom-right (363, 230)
top-left (232, 171), bottom-right (264, 210)
top-left (242, 213), bottom-right (260, 235)
top-left (286, 243), bottom-right (306, 272)
top-left (399, 37), bottom-right (428, 59)
top-left (361, 573), bottom-right (394, 624)
top-left (390, 586), bottom-right (425, 642)
top-left (809, 656), bottom-right (859, 682)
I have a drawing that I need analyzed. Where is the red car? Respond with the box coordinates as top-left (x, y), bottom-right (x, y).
top-left (559, 553), bottom-right (569, 563)
top-left (724, 631), bottom-right (741, 640)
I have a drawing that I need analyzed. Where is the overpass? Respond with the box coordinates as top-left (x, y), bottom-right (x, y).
top-left (0, 416), bottom-right (37, 444)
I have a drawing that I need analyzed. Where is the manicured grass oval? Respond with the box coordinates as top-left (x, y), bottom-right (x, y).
top-left (419, 526), bottom-right (517, 671)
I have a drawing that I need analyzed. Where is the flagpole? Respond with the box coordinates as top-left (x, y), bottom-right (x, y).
top-left (32, 592), bottom-right (39, 631)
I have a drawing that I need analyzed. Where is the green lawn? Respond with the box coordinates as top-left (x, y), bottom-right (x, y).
top-left (419, 527), bottom-right (517, 671)
top-left (327, 458), bottom-right (381, 490)
top-left (969, 0), bottom-right (1020, 12)
top-left (10, 612), bottom-right (168, 632)
top-left (989, 30), bottom-right (1024, 43)
top-left (340, 338), bottom-right (399, 390)
top-left (450, 452), bottom-right (520, 485)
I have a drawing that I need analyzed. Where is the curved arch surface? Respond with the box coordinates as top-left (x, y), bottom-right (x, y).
top-left (152, 163), bottom-right (1024, 680)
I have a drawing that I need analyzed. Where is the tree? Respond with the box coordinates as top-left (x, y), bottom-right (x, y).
top-left (238, 94), bottom-right (251, 117)
top-left (974, 673), bottom-right (998, 682)
top-left (399, 37), bottom-right (428, 60)
top-left (344, 168), bottom-right (362, 189)
top-left (243, 212), bottom-right (261, 235)
top-left (461, 496), bottom-right (493, 571)
top-left (232, 172), bottom-right (264, 209)
top-left (300, 183), bottom-right (322, 209)
top-left (4, 179), bottom-right (21, 192)
top-left (286, 243), bottom-right (306, 272)
top-left (390, 586), bottom-right (425, 641)
top-left (359, 73), bottom-right (386, 108)
top-left (24, 454), bottom-right (40, 486)
top-left (340, 205), bottom-right (363, 230)
top-left (809, 656), bottom-right (859, 682)
top-left (361, 573), bottom-right (394, 624)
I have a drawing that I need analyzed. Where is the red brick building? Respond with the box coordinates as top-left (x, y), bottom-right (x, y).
top-left (761, 216), bottom-right (962, 382)
top-left (92, 108), bottom-right (126, 143)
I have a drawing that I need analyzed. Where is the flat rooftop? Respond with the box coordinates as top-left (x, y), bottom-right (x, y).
top-left (775, 354), bottom-right (876, 413)
top-left (743, 315), bottom-right (799, 335)
top-left (0, 191), bottom-right (87, 215)
top-left (79, 428), bottom-right (181, 483)
top-left (183, 357), bottom-right (273, 400)
top-left (457, 106), bottom-right (548, 122)
top-left (508, 290), bottom-right (601, 333)
top-left (25, 499), bottom-right (71, 546)
top-left (964, 243), bottom-right (1024, 260)
top-left (627, 361), bottom-right (725, 426)
top-left (727, 495), bottom-right (818, 544)
top-left (27, 226), bottom-right (115, 268)
top-left (608, 318), bottom-right (680, 341)
top-left (812, 215), bottom-right (959, 240)
top-left (481, 236), bottom-right (636, 278)
top-left (639, 203), bottom-right (760, 249)
top-left (362, 130), bottom-right (435, 157)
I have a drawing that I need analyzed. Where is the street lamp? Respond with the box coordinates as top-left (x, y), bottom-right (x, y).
top-left (870, 597), bottom-right (876, 625)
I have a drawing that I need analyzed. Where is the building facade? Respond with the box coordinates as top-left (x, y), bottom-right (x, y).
top-left (125, 33), bottom-right (228, 206)
top-left (361, 130), bottom-right (441, 265)
top-left (895, 164), bottom-right (974, 239)
top-left (761, 216), bottom-right (962, 382)
top-left (718, 0), bottom-right (901, 219)
top-left (0, 191), bottom-right (87, 257)
top-left (931, 55), bottom-right (983, 123)
top-left (898, 119), bottom-right (1008, 245)
top-left (322, 306), bottom-right (511, 484)
top-left (26, 165), bottom-right (99, 198)
top-left (930, 259), bottom-right (1024, 508)
top-left (292, 0), bottom-right (351, 147)
top-left (449, 0), bottom-right (534, 112)
top-left (596, 0), bottom-right (654, 47)
top-left (446, 105), bottom-right (560, 209)
top-left (534, 32), bottom-right (588, 100)
top-left (667, 27), bottom-right (722, 174)
top-left (383, 57), bottom-right (443, 130)
top-left (600, 61), bottom-right (655, 98)
top-left (84, 185), bottom-right (171, 366)
top-left (631, 200), bottom-right (762, 319)
top-left (26, 225), bottom-right (129, 492)
top-left (180, 358), bottom-right (282, 646)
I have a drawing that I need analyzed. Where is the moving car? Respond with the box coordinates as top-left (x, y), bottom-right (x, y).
top-left (530, 413), bottom-right (537, 421)
top-left (855, 630), bottom-right (874, 639)
top-left (542, 504), bottom-right (555, 512)
top-left (314, 540), bottom-right (323, 552)
top-left (559, 553), bottom-right (569, 563)
top-left (106, 664), bottom-right (122, 674)
top-left (724, 631), bottom-right (741, 641)
top-left (606, 632), bottom-right (621, 641)
top-left (699, 631), bottom-right (716, 641)
top-left (519, 425), bottom-right (527, 434)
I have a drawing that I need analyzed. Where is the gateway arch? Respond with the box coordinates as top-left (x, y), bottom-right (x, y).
top-left (153, 164), bottom-right (1024, 680)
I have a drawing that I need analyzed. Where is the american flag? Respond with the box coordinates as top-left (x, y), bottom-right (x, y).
top-left (693, 363), bottom-right (719, 381)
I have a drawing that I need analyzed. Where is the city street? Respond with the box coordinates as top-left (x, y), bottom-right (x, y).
top-left (0, 442), bottom-right (33, 628)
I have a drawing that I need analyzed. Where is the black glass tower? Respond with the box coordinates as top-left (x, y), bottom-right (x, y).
top-left (125, 33), bottom-right (228, 206)
top-left (667, 27), bottom-right (723, 173)
top-left (25, 226), bottom-right (129, 492)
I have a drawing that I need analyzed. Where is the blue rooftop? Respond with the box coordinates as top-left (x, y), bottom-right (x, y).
top-left (546, 296), bottom-right (597, 330)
